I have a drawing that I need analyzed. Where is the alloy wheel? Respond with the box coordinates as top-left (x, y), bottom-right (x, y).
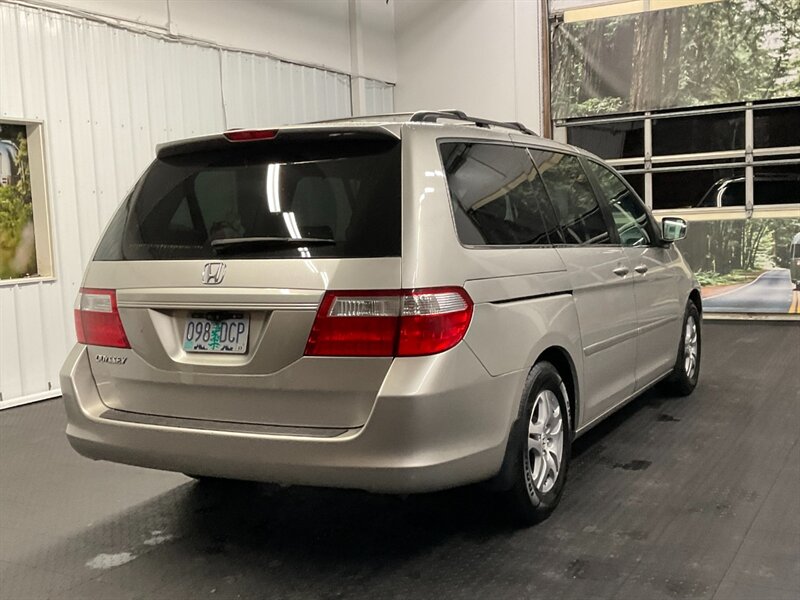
top-left (527, 390), bottom-right (564, 494)
top-left (684, 316), bottom-right (698, 380)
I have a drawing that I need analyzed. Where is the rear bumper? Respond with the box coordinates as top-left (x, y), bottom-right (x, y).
top-left (60, 344), bottom-right (521, 493)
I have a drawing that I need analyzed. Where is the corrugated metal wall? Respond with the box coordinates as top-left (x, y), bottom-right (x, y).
top-left (364, 79), bottom-right (395, 115)
top-left (221, 51), bottom-right (352, 128)
top-left (0, 2), bottom-right (393, 406)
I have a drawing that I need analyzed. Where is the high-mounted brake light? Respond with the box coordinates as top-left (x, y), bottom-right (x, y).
top-left (304, 287), bottom-right (473, 357)
top-left (74, 288), bottom-right (130, 348)
top-left (223, 129), bottom-right (279, 142)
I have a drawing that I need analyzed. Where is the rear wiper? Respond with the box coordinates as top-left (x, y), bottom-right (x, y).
top-left (211, 236), bottom-right (336, 252)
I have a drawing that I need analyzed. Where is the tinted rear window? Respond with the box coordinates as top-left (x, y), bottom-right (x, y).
top-left (439, 142), bottom-right (562, 246)
top-left (95, 135), bottom-right (401, 260)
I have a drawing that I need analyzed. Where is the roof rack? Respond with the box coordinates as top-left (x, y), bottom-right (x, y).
top-left (307, 112), bottom-right (414, 125)
top-left (409, 110), bottom-right (538, 136)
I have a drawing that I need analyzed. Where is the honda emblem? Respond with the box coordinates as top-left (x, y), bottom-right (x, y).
top-left (201, 262), bottom-right (227, 285)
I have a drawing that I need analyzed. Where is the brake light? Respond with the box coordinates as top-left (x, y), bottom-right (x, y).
top-left (304, 287), bottom-right (473, 357)
top-left (223, 129), bottom-right (279, 141)
top-left (74, 288), bottom-right (130, 348)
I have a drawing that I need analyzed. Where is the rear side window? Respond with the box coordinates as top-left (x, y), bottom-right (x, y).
top-left (95, 135), bottom-right (400, 260)
top-left (439, 142), bottom-right (561, 246)
top-left (530, 150), bottom-right (611, 245)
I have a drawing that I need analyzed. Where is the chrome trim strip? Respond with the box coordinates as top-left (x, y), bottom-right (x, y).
top-left (117, 301), bottom-right (318, 310)
top-left (490, 290), bottom-right (572, 305)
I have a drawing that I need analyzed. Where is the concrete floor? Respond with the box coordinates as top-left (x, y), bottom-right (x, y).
top-left (1, 321), bottom-right (798, 600)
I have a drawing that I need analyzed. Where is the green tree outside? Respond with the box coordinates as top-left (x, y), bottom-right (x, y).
top-left (0, 131), bottom-right (37, 279)
top-left (552, 0), bottom-right (800, 119)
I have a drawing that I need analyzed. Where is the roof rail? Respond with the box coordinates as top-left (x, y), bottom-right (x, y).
top-left (307, 112), bottom-right (414, 125)
top-left (409, 110), bottom-right (538, 136)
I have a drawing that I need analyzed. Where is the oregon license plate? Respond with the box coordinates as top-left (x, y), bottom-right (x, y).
top-left (183, 313), bottom-right (249, 354)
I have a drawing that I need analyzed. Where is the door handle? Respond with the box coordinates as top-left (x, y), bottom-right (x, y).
top-left (613, 266), bottom-right (630, 277)
top-left (634, 265), bottom-right (648, 274)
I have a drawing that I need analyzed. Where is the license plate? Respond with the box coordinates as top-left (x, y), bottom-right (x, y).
top-left (183, 313), bottom-right (249, 354)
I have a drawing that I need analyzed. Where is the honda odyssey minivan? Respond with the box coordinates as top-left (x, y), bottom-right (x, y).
top-left (61, 111), bottom-right (701, 524)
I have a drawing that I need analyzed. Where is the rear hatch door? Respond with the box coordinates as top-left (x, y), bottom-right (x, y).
top-left (83, 128), bottom-right (402, 430)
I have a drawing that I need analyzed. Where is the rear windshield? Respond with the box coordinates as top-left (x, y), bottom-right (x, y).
top-left (94, 135), bottom-right (401, 260)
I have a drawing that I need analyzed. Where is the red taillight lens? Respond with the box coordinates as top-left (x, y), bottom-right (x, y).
top-left (223, 129), bottom-right (279, 141)
top-left (304, 287), bottom-right (473, 357)
top-left (73, 288), bottom-right (130, 348)
top-left (397, 289), bottom-right (474, 356)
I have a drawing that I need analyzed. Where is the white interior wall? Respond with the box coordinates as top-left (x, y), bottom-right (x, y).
top-left (32, 0), bottom-right (397, 82)
top-left (394, 0), bottom-right (544, 133)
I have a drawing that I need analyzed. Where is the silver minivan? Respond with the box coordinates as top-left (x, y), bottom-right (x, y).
top-left (61, 111), bottom-right (701, 524)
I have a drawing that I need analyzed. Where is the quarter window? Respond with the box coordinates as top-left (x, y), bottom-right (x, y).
top-left (530, 150), bottom-right (611, 245)
top-left (439, 142), bottom-right (561, 246)
top-left (586, 161), bottom-right (651, 247)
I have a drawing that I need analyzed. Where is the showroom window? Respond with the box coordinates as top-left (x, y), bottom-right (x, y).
top-left (560, 99), bottom-right (800, 213)
top-left (0, 120), bottom-right (52, 282)
top-left (651, 111), bottom-right (745, 156)
top-left (566, 120), bottom-right (644, 160)
top-left (550, 0), bottom-right (799, 317)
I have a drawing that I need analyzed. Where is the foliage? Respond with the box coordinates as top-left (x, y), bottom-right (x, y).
top-left (677, 217), bottom-right (800, 277)
top-left (568, 97), bottom-right (625, 119)
top-left (552, 0), bottom-right (800, 118)
top-left (0, 133), bottom-right (36, 279)
top-left (694, 269), bottom-right (764, 287)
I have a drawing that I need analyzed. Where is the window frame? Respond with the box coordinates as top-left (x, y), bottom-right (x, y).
top-left (0, 118), bottom-right (54, 286)
top-left (582, 157), bottom-right (661, 248)
top-left (438, 138), bottom-right (627, 249)
top-left (526, 148), bottom-right (619, 247)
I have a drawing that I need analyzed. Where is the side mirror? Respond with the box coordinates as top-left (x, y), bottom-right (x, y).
top-left (661, 217), bottom-right (687, 243)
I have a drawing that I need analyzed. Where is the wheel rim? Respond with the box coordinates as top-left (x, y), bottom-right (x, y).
top-left (683, 315), bottom-right (698, 380)
top-left (527, 390), bottom-right (564, 494)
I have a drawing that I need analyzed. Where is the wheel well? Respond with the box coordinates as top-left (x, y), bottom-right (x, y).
top-left (689, 289), bottom-right (702, 314)
top-left (537, 347), bottom-right (578, 432)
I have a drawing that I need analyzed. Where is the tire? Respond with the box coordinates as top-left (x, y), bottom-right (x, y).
top-left (663, 301), bottom-right (701, 396)
top-left (503, 361), bottom-right (572, 526)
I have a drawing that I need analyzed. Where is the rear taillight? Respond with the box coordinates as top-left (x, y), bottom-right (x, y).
top-left (304, 287), bottom-right (473, 357)
top-left (74, 288), bottom-right (130, 348)
top-left (223, 129), bottom-right (279, 141)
